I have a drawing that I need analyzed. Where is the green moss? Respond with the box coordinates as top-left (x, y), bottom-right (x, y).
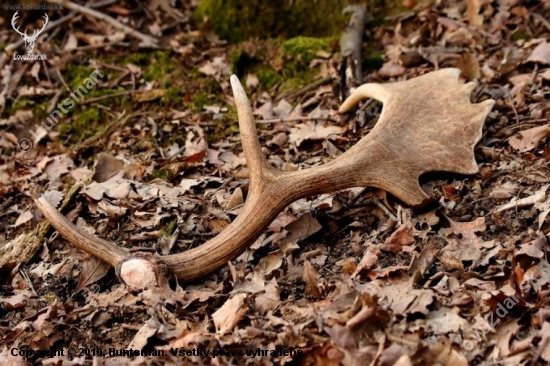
top-left (58, 107), bottom-right (100, 141)
top-left (363, 52), bottom-right (385, 72)
top-left (195, 0), bottom-right (354, 43)
top-left (151, 168), bottom-right (174, 181)
top-left (511, 32), bottom-right (530, 41)
top-left (195, 0), bottom-right (417, 43)
top-left (256, 68), bottom-right (282, 89)
top-left (230, 36), bottom-right (333, 92)
top-left (206, 107), bottom-right (239, 143)
top-left (160, 220), bottom-right (177, 237)
top-left (144, 51), bottom-right (175, 83)
top-left (231, 49), bottom-right (256, 78)
top-left (65, 64), bottom-right (97, 90)
top-left (282, 36), bottom-right (333, 64)
top-left (121, 53), bottom-right (150, 66)
top-left (6, 97), bottom-right (34, 114)
top-left (185, 75), bottom-right (224, 112)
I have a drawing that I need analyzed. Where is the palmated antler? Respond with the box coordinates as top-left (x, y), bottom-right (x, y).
top-left (36, 68), bottom-right (495, 289)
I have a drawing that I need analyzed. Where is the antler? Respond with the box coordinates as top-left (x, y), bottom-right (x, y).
top-left (34, 13), bottom-right (49, 38)
top-left (35, 68), bottom-right (495, 289)
top-left (11, 11), bottom-right (27, 38)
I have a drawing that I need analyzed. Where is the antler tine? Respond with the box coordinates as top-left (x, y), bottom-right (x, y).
top-left (229, 75), bottom-right (274, 187)
top-left (339, 82), bottom-right (390, 113)
top-left (35, 196), bottom-right (128, 267)
top-left (11, 11), bottom-right (26, 37)
top-left (37, 13), bottom-right (49, 35)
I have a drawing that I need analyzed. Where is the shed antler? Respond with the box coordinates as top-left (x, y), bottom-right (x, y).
top-left (35, 68), bottom-right (495, 289)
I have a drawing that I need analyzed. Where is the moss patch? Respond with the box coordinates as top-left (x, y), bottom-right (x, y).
top-left (230, 36), bottom-right (335, 92)
top-left (281, 36), bottom-right (332, 64)
top-left (58, 107), bottom-right (101, 141)
top-left (161, 220), bottom-right (178, 237)
top-left (196, 0), bottom-right (417, 43)
top-left (195, 0), bottom-right (354, 43)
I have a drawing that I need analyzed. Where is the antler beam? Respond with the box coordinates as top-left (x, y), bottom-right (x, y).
top-left (36, 68), bottom-right (495, 289)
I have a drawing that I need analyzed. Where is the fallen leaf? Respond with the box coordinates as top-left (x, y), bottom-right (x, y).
top-left (75, 256), bottom-right (111, 292)
top-left (508, 125), bottom-right (550, 152)
top-left (288, 121), bottom-right (343, 147)
top-left (526, 41), bottom-right (550, 64)
top-left (466, 0), bottom-right (484, 26)
top-left (380, 224), bottom-right (415, 253)
top-left (13, 211), bottom-right (33, 227)
top-left (303, 260), bottom-right (321, 298)
top-left (212, 293), bottom-right (248, 333)
top-left (281, 212), bottom-right (322, 244)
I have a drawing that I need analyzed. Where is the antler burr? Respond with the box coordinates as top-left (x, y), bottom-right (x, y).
top-left (36, 68), bottom-right (495, 289)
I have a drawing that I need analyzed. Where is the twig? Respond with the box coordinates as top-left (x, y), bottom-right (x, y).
top-left (530, 335), bottom-right (549, 366)
top-left (276, 77), bottom-right (334, 101)
top-left (46, 0), bottom-right (157, 46)
top-left (256, 116), bottom-right (339, 124)
top-left (80, 90), bottom-right (131, 105)
top-left (77, 111), bottom-right (141, 148)
top-left (493, 187), bottom-right (547, 213)
top-left (71, 42), bottom-right (130, 51)
top-left (506, 94), bottom-right (520, 128)
top-left (530, 13), bottom-right (550, 32)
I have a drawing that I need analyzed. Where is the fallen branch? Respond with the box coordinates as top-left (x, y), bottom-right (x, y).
top-left (46, 0), bottom-right (158, 47)
top-left (0, 183), bottom-right (83, 278)
top-left (493, 186), bottom-right (547, 213)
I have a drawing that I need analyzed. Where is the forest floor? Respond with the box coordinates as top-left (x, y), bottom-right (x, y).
top-left (1, 0), bottom-right (550, 365)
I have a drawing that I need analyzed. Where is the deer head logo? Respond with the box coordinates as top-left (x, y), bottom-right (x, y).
top-left (11, 11), bottom-right (49, 54)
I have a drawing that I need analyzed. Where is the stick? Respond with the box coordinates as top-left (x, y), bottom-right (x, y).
top-left (276, 77), bottom-right (334, 102)
top-left (256, 116), bottom-right (339, 124)
top-left (46, 0), bottom-right (157, 46)
top-left (340, 4), bottom-right (369, 85)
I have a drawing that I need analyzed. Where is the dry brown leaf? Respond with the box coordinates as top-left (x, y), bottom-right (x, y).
top-left (75, 256), bottom-right (111, 292)
top-left (303, 260), bottom-right (322, 298)
top-left (0, 347), bottom-right (27, 365)
top-left (281, 212), bottom-right (322, 244)
top-left (541, 321), bottom-right (550, 362)
top-left (440, 217), bottom-right (495, 269)
top-left (254, 278), bottom-right (280, 315)
top-left (258, 250), bottom-right (284, 275)
top-left (368, 278), bottom-right (434, 315)
top-left (380, 224), bottom-right (415, 253)
top-left (225, 187), bottom-right (244, 210)
top-left (0, 291), bottom-right (31, 311)
top-left (353, 250), bottom-right (378, 278)
top-left (466, 0), bottom-right (484, 26)
top-left (516, 235), bottom-right (547, 259)
top-left (127, 317), bottom-right (160, 350)
top-left (288, 121), bottom-right (343, 147)
top-left (378, 61), bottom-right (406, 77)
top-left (424, 308), bottom-right (471, 334)
top-left (508, 125), bottom-right (550, 152)
top-left (526, 41), bottom-right (550, 64)
top-left (13, 211), bottom-right (33, 227)
top-left (212, 293), bottom-right (248, 333)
